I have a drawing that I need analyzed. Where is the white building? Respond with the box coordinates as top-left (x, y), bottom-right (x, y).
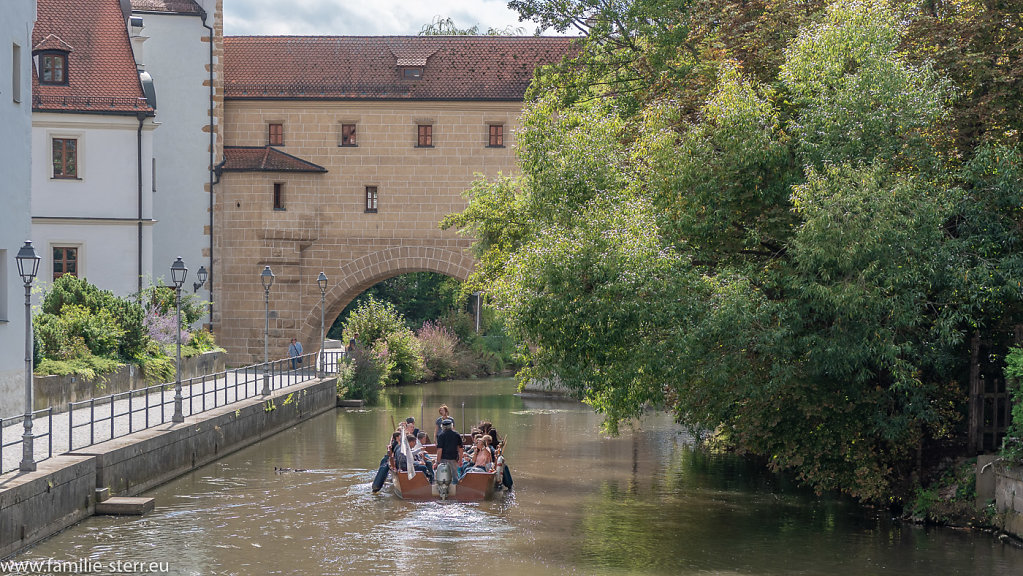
top-left (130, 0), bottom-right (219, 311)
top-left (0, 1), bottom-right (37, 419)
top-left (30, 0), bottom-right (157, 299)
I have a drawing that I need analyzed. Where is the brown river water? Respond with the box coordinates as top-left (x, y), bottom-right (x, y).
top-left (13, 378), bottom-right (1023, 575)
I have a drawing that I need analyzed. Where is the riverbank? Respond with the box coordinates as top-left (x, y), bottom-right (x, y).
top-left (0, 376), bottom-right (337, 559)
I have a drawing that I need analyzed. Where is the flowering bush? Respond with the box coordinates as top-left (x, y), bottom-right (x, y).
top-left (144, 308), bottom-right (191, 348)
top-left (417, 321), bottom-right (458, 380)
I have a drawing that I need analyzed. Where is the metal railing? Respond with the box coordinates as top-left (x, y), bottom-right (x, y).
top-left (1, 350), bottom-right (350, 474)
top-left (0, 408), bottom-right (54, 475)
top-left (65, 353), bottom-right (333, 452)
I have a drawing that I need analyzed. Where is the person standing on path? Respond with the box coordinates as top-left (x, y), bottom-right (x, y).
top-left (288, 338), bottom-right (304, 370)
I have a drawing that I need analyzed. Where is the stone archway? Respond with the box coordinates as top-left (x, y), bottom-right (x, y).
top-left (297, 245), bottom-right (475, 355)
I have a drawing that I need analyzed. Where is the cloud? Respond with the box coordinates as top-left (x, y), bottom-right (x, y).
top-left (224, 0), bottom-right (539, 36)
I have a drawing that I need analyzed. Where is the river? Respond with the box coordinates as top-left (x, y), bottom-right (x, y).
top-left (14, 378), bottom-right (1022, 575)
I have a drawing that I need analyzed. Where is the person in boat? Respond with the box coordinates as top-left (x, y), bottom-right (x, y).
top-left (371, 431), bottom-right (402, 494)
top-left (395, 433), bottom-right (435, 483)
top-left (459, 435), bottom-right (494, 479)
top-left (434, 418), bottom-right (463, 483)
top-left (405, 416), bottom-right (419, 438)
top-left (434, 405), bottom-right (451, 440)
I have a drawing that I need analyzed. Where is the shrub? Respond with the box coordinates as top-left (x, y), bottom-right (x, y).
top-left (1003, 347), bottom-right (1023, 463)
top-left (35, 355), bottom-right (120, 381)
top-left (418, 321), bottom-right (459, 380)
top-left (144, 307), bottom-right (190, 348)
top-left (382, 328), bottom-right (425, 385)
top-left (35, 304), bottom-right (123, 360)
top-left (341, 296), bottom-right (409, 346)
top-left (343, 346), bottom-right (386, 403)
top-left (42, 275), bottom-right (147, 360)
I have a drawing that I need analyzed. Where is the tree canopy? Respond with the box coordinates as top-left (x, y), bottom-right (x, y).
top-left (443, 0), bottom-right (1023, 503)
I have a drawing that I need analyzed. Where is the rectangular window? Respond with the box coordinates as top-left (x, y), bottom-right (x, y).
top-left (268, 123), bottom-right (284, 146)
top-left (365, 186), bottom-right (378, 213)
top-left (273, 183), bottom-right (285, 210)
top-left (12, 44), bottom-right (21, 103)
top-left (417, 124), bottom-right (433, 147)
top-left (40, 53), bottom-right (66, 85)
top-left (341, 124), bottom-right (357, 147)
top-left (402, 68), bottom-right (422, 80)
top-left (152, 157), bottom-right (157, 192)
top-left (52, 138), bottom-right (78, 178)
top-left (53, 246), bottom-right (78, 280)
top-left (488, 124), bottom-right (504, 147)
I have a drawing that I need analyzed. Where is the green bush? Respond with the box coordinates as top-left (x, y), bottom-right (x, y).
top-left (138, 283), bottom-right (207, 327)
top-left (342, 346), bottom-right (385, 403)
top-left (35, 304), bottom-right (124, 360)
top-left (42, 275), bottom-right (147, 361)
top-left (341, 296), bottom-right (409, 346)
top-left (36, 355), bottom-right (120, 381)
top-left (381, 328), bottom-right (426, 385)
top-left (1003, 347), bottom-right (1023, 463)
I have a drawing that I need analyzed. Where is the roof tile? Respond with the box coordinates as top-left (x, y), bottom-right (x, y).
top-left (224, 36), bottom-right (577, 101)
top-left (130, 0), bottom-right (204, 15)
top-left (33, 0), bottom-right (153, 114)
top-left (222, 146), bottom-right (328, 173)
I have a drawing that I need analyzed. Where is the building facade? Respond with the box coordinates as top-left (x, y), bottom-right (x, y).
top-left (0, 0), bottom-right (37, 418)
top-left (216, 36), bottom-right (573, 363)
top-left (30, 0), bottom-right (157, 298)
top-left (130, 0), bottom-right (223, 315)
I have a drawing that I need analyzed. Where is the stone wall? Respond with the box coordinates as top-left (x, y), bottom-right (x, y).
top-left (994, 465), bottom-right (1023, 538)
top-left (215, 100), bottom-right (526, 364)
top-left (32, 351), bottom-right (227, 412)
top-left (0, 375), bottom-right (336, 558)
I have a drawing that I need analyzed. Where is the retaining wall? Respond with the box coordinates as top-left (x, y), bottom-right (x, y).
top-left (0, 376), bottom-right (336, 558)
top-left (995, 465), bottom-right (1023, 538)
top-left (33, 351), bottom-right (227, 412)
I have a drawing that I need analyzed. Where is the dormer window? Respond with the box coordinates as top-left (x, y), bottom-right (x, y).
top-left (39, 51), bottom-right (68, 85)
top-left (402, 67), bottom-right (422, 80)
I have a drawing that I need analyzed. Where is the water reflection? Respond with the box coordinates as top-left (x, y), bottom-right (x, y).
top-left (15, 378), bottom-right (1022, 575)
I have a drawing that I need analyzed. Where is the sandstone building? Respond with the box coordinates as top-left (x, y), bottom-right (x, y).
top-left (216, 35), bottom-right (573, 363)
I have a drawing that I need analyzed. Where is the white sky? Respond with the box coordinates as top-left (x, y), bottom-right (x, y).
top-left (224, 0), bottom-right (541, 36)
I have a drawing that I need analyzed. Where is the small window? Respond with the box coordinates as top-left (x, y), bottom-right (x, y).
top-left (365, 186), bottom-right (378, 213)
top-left (52, 137), bottom-right (78, 178)
top-left (402, 68), bottom-right (422, 80)
top-left (488, 124), bottom-right (504, 147)
top-left (417, 125), bottom-right (433, 148)
top-left (341, 124), bottom-right (357, 147)
top-left (268, 123), bottom-right (284, 146)
top-left (53, 246), bottom-right (78, 280)
top-left (39, 51), bottom-right (67, 85)
top-left (152, 157), bottom-right (157, 192)
top-left (13, 44), bottom-right (22, 103)
top-left (273, 183), bottom-right (285, 210)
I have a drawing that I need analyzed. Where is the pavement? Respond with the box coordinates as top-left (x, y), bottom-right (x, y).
top-left (0, 357), bottom-right (335, 475)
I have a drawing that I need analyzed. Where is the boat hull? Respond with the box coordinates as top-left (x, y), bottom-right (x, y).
top-left (390, 466), bottom-right (501, 501)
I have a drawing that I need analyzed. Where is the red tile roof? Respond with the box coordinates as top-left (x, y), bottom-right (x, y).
top-left (222, 146), bottom-right (328, 173)
top-left (33, 0), bottom-right (153, 114)
top-left (224, 36), bottom-right (577, 101)
top-left (130, 0), bottom-right (204, 15)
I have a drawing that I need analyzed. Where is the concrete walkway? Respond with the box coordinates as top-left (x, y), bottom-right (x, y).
top-left (1, 362), bottom-right (328, 475)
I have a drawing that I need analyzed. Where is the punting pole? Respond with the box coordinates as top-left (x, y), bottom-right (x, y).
top-left (461, 401), bottom-right (465, 433)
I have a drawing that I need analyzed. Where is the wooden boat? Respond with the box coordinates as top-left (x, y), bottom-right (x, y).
top-left (389, 444), bottom-right (506, 501)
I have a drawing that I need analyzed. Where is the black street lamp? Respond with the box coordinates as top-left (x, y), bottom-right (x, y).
top-left (317, 272), bottom-right (327, 377)
top-left (193, 265), bottom-right (208, 293)
top-left (170, 257), bottom-right (188, 423)
top-left (261, 266), bottom-right (275, 396)
top-left (16, 240), bottom-right (40, 472)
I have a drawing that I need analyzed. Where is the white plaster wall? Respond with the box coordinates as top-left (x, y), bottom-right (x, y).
top-left (31, 113), bottom-right (156, 298)
top-left (137, 12), bottom-right (212, 316)
top-left (31, 222), bottom-right (154, 299)
top-left (0, 0), bottom-right (36, 419)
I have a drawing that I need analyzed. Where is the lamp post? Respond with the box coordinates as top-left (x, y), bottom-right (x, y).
top-left (193, 265), bottom-right (208, 294)
top-left (170, 257), bottom-right (188, 423)
top-left (261, 266), bottom-right (275, 396)
top-left (317, 272), bottom-right (327, 377)
top-left (16, 240), bottom-right (40, 472)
